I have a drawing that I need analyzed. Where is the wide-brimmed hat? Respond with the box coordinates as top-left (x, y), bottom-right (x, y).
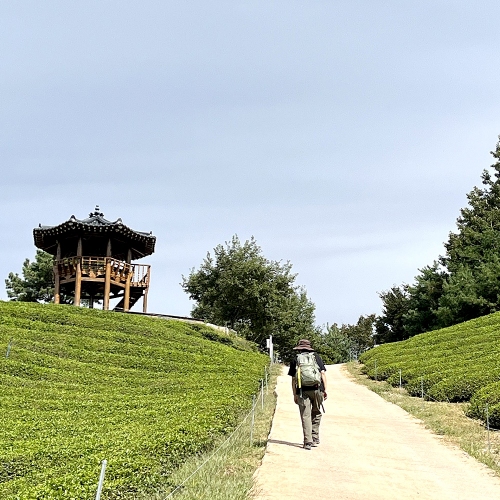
top-left (293, 339), bottom-right (314, 351)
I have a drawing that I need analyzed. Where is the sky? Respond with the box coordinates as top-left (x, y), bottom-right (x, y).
top-left (2, 1), bottom-right (500, 327)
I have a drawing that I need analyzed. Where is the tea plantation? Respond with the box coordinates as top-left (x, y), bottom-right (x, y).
top-left (360, 312), bottom-right (500, 428)
top-left (0, 301), bottom-right (269, 499)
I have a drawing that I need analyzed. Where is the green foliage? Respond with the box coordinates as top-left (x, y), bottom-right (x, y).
top-left (182, 235), bottom-right (316, 356)
top-left (375, 285), bottom-right (410, 343)
top-left (315, 315), bottom-right (376, 364)
top-left (377, 135), bottom-right (500, 340)
top-left (359, 311), bottom-right (500, 427)
top-left (404, 263), bottom-right (446, 337)
top-left (315, 325), bottom-right (353, 364)
top-left (0, 301), bottom-right (268, 499)
top-left (5, 250), bottom-right (55, 303)
top-left (467, 382), bottom-right (500, 428)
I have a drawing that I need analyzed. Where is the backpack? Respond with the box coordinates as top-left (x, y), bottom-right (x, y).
top-left (296, 352), bottom-right (322, 388)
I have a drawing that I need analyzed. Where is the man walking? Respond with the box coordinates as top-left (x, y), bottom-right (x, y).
top-left (288, 339), bottom-right (328, 450)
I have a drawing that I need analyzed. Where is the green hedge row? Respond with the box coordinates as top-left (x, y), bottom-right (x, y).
top-left (0, 302), bottom-right (268, 499)
top-left (359, 312), bottom-right (500, 426)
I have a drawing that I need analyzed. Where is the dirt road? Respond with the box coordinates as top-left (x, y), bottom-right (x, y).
top-left (252, 364), bottom-right (500, 500)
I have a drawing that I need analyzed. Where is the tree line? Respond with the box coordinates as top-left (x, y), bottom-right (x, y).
top-left (7, 137), bottom-right (500, 361)
top-left (5, 235), bottom-right (375, 363)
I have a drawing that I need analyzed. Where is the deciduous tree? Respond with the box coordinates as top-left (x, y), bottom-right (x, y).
top-left (181, 235), bottom-right (316, 355)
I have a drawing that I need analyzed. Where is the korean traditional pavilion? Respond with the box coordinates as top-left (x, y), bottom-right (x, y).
top-left (33, 207), bottom-right (156, 312)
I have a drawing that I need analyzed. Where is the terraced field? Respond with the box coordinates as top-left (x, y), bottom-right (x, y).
top-left (360, 312), bottom-right (500, 427)
top-left (0, 302), bottom-right (268, 499)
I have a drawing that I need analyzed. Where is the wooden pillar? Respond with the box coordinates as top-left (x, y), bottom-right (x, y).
top-left (124, 269), bottom-right (132, 312)
top-left (143, 267), bottom-right (150, 313)
top-left (54, 241), bottom-right (61, 305)
top-left (126, 248), bottom-right (132, 264)
top-left (106, 239), bottom-right (112, 257)
top-left (89, 293), bottom-right (94, 309)
top-left (74, 238), bottom-right (82, 307)
top-left (103, 258), bottom-right (111, 310)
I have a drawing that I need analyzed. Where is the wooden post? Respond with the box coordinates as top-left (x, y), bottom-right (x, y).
top-left (103, 258), bottom-right (111, 311)
top-left (54, 241), bottom-right (61, 304)
top-left (106, 239), bottom-right (112, 257)
top-left (127, 249), bottom-right (132, 264)
top-left (124, 268), bottom-right (132, 312)
top-left (143, 267), bottom-right (150, 313)
top-left (74, 238), bottom-right (82, 306)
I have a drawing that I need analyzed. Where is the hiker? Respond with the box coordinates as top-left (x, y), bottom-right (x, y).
top-left (288, 339), bottom-right (327, 450)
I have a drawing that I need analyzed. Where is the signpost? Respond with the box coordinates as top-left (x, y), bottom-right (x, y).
top-left (266, 335), bottom-right (274, 364)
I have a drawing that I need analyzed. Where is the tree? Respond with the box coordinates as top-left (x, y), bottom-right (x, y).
top-left (315, 324), bottom-right (354, 364)
top-left (342, 314), bottom-right (377, 356)
top-left (5, 250), bottom-right (55, 302)
top-left (316, 314), bottom-right (376, 363)
top-left (374, 285), bottom-right (410, 343)
top-left (435, 136), bottom-right (500, 326)
top-left (375, 136), bottom-right (500, 341)
top-left (181, 235), bottom-right (317, 356)
top-left (403, 262), bottom-right (446, 337)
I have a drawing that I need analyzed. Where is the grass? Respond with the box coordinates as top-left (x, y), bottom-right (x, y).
top-left (139, 363), bottom-right (281, 500)
top-left (346, 361), bottom-right (500, 476)
top-left (0, 301), bottom-right (270, 499)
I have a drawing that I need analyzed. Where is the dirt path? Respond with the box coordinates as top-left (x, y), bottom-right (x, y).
top-left (252, 364), bottom-right (500, 500)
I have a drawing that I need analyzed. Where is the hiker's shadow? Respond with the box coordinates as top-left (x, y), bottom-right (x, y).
top-left (267, 439), bottom-right (303, 448)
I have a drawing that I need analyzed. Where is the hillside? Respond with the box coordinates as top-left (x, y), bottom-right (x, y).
top-left (0, 302), bottom-right (269, 499)
top-left (360, 312), bottom-right (500, 427)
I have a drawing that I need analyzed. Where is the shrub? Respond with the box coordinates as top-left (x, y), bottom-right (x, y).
top-left (0, 302), bottom-right (268, 499)
top-left (359, 310), bottom-right (500, 424)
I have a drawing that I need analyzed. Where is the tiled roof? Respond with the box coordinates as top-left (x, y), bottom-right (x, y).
top-left (34, 206), bottom-right (156, 258)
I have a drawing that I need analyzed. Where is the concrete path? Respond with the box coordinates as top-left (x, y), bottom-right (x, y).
top-left (252, 364), bottom-right (500, 500)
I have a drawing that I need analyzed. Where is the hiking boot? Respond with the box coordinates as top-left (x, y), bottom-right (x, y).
top-left (312, 438), bottom-right (320, 446)
top-left (303, 442), bottom-right (313, 450)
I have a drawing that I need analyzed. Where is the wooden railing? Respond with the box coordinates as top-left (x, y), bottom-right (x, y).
top-left (55, 257), bottom-right (150, 287)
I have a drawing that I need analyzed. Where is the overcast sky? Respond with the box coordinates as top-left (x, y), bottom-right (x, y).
top-left (2, 2), bottom-right (500, 327)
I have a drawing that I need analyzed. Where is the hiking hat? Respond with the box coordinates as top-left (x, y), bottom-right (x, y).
top-left (293, 339), bottom-right (314, 351)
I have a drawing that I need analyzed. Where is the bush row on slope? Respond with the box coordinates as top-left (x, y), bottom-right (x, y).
top-left (0, 302), bottom-right (269, 499)
top-left (359, 312), bottom-right (500, 426)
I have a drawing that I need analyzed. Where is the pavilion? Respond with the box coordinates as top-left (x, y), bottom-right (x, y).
top-left (33, 206), bottom-right (156, 312)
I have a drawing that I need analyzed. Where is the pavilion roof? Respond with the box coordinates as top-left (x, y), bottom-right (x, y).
top-left (33, 206), bottom-right (156, 259)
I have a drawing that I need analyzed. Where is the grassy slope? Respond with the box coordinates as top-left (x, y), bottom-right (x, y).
top-left (359, 312), bottom-right (500, 426)
top-left (0, 302), bottom-right (268, 499)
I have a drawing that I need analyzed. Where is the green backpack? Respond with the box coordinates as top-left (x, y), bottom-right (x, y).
top-left (296, 352), bottom-right (322, 388)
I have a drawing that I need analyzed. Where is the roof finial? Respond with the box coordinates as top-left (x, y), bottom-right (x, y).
top-left (90, 205), bottom-right (104, 217)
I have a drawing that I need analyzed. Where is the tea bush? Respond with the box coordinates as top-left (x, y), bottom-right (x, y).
top-left (359, 311), bottom-right (500, 425)
top-left (0, 302), bottom-right (269, 499)
top-left (467, 382), bottom-right (500, 427)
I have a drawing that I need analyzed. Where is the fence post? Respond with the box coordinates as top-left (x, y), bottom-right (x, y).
top-left (486, 404), bottom-right (491, 453)
top-left (250, 395), bottom-right (256, 445)
top-left (5, 339), bottom-right (13, 358)
top-left (95, 459), bottom-right (107, 500)
top-left (261, 379), bottom-right (264, 410)
top-left (265, 367), bottom-right (268, 394)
